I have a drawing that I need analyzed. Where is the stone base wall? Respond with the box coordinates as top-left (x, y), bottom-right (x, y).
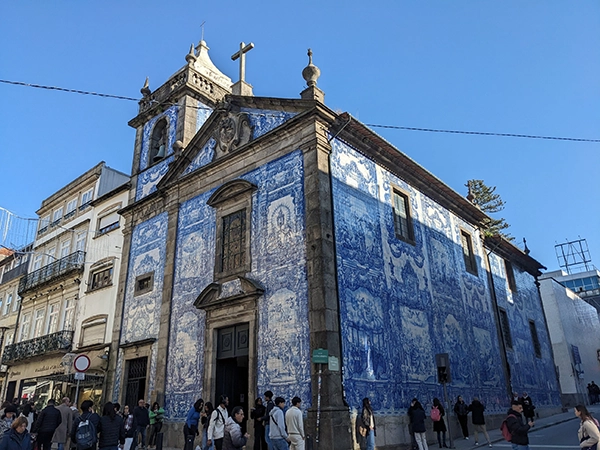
top-left (158, 406), bottom-right (565, 450)
top-left (561, 393), bottom-right (587, 409)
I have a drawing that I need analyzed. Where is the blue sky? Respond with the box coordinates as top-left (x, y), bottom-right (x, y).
top-left (1, 1), bottom-right (598, 271)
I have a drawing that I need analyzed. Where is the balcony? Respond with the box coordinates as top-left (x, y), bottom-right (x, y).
top-left (1, 330), bottom-right (74, 364)
top-left (0, 264), bottom-right (28, 285)
top-left (19, 251), bottom-right (85, 295)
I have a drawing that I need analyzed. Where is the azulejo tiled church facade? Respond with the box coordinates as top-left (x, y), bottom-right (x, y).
top-left (105, 39), bottom-right (561, 449)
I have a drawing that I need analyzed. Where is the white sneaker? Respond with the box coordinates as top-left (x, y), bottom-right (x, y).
top-left (465, 437), bottom-right (469, 440)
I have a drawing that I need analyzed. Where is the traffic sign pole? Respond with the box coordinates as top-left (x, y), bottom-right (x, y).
top-left (73, 355), bottom-right (91, 407)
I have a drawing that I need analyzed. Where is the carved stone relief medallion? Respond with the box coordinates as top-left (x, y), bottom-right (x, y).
top-left (214, 112), bottom-right (253, 155)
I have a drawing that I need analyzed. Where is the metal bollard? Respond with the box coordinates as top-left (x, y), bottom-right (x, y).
top-left (156, 432), bottom-right (164, 450)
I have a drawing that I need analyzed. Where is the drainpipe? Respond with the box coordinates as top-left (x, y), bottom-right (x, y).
top-left (483, 247), bottom-right (513, 399)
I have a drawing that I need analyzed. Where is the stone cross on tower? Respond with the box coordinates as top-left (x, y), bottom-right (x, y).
top-left (231, 42), bottom-right (254, 96)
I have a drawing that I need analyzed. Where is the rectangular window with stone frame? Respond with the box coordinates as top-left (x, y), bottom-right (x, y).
top-left (208, 180), bottom-right (256, 282)
top-left (460, 230), bottom-right (478, 276)
top-left (391, 186), bottom-right (415, 244)
top-left (134, 272), bottom-right (154, 296)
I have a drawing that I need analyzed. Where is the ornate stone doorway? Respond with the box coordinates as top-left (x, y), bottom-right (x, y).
top-left (215, 323), bottom-right (249, 431)
top-left (194, 277), bottom-right (262, 438)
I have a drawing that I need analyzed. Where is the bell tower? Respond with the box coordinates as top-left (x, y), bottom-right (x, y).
top-left (127, 39), bottom-right (232, 203)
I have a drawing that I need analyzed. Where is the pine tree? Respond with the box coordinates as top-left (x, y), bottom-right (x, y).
top-left (466, 179), bottom-right (512, 240)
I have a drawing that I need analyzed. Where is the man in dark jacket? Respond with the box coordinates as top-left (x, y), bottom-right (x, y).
top-left (506, 400), bottom-right (534, 450)
top-left (132, 400), bottom-right (149, 450)
top-left (407, 399), bottom-right (427, 450)
top-left (261, 391), bottom-right (274, 450)
top-left (32, 399), bottom-right (62, 450)
top-left (468, 397), bottom-right (491, 446)
top-left (71, 400), bottom-right (101, 450)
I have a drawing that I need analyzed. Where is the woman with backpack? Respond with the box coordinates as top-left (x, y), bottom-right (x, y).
top-left (453, 396), bottom-right (469, 440)
top-left (431, 398), bottom-right (448, 448)
top-left (97, 402), bottom-right (125, 450)
top-left (574, 404), bottom-right (600, 449)
top-left (408, 399), bottom-right (428, 450)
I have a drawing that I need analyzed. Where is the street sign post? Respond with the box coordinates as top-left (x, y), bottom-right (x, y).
top-left (73, 355), bottom-right (91, 405)
top-left (311, 348), bottom-right (329, 450)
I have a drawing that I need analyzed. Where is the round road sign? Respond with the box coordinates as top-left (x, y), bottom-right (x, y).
top-left (74, 355), bottom-right (91, 373)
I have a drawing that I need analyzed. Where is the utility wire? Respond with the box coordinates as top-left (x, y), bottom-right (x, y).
top-left (2, 78), bottom-right (599, 143)
top-left (364, 123), bottom-right (600, 143)
top-left (0, 79), bottom-right (138, 101)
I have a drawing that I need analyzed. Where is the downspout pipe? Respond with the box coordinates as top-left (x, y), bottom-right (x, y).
top-left (483, 245), bottom-right (513, 400)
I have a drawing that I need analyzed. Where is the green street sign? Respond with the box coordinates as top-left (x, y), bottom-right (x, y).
top-left (312, 348), bottom-right (329, 364)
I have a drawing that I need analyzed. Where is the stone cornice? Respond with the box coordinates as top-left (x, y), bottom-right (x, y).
top-left (37, 162), bottom-right (105, 214)
top-left (484, 235), bottom-right (546, 277)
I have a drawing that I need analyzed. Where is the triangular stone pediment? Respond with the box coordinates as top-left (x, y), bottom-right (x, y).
top-left (194, 276), bottom-right (264, 311)
top-left (156, 96), bottom-right (317, 189)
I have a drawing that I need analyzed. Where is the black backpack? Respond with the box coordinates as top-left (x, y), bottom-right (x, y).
top-left (75, 417), bottom-right (97, 450)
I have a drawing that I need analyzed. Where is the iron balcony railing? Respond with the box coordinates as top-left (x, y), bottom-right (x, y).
top-left (19, 251), bottom-right (85, 295)
top-left (0, 264), bottom-right (28, 285)
top-left (1, 330), bottom-right (74, 364)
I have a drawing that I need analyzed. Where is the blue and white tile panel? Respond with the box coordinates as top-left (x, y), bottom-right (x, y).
top-left (329, 138), bottom-right (560, 415)
top-left (121, 213), bottom-right (168, 344)
top-left (164, 150), bottom-right (310, 419)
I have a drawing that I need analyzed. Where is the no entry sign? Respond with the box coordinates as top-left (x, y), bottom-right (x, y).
top-left (73, 355), bottom-right (91, 373)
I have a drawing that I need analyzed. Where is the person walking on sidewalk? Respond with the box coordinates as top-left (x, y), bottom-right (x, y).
top-left (268, 398), bottom-right (289, 450)
top-left (431, 398), bottom-right (448, 448)
top-left (148, 402), bottom-right (164, 449)
top-left (222, 407), bottom-right (249, 450)
top-left (184, 399), bottom-right (204, 450)
top-left (122, 406), bottom-right (135, 450)
top-left (32, 399), bottom-right (62, 450)
top-left (285, 397), bottom-right (305, 450)
top-left (468, 397), bottom-right (491, 447)
top-left (519, 393), bottom-right (535, 423)
top-left (453, 396), bottom-right (469, 440)
top-left (408, 399), bottom-right (428, 450)
top-left (506, 400), bottom-right (534, 450)
top-left (97, 402), bottom-right (126, 450)
top-left (132, 400), bottom-right (149, 450)
top-left (250, 399), bottom-right (266, 450)
top-left (574, 404), bottom-right (600, 450)
top-left (261, 392), bottom-right (274, 450)
top-left (207, 396), bottom-right (229, 450)
top-left (360, 398), bottom-right (376, 450)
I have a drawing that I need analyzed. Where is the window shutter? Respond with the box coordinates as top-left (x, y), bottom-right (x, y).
top-left (99, 212), bottom-right (119, 230)
top-left (81, 323), bottom-right (106, 347)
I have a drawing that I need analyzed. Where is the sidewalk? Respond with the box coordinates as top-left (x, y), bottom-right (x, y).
top-left (449, 405), bottom-right (600, 449)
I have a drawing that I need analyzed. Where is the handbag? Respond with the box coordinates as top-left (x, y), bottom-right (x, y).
top-left (580, 434), bottom-right (597, 450)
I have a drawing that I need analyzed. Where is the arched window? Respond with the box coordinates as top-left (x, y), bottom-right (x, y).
top-left (149, 118), bottom-right (168, 164)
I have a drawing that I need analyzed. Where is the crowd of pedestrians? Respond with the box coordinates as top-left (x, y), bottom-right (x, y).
top-left (180, 391), bottom-right (306, 450)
